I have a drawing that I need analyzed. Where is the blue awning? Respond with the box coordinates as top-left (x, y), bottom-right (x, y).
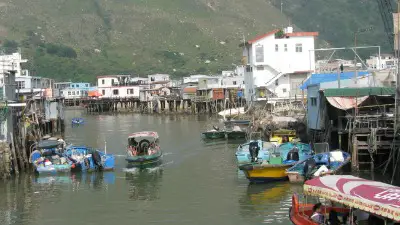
top-left (299, 71), bottom-right (370, 90)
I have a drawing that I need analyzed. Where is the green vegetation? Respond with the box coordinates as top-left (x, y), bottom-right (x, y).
top-left (0, 0), bottom-right (391, 82)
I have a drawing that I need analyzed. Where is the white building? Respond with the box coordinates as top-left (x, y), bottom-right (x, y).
top-left (61, 88), bottom-right (88, 99)
top-left (97, 75), bottom-right (140, 99)
top-left (148, 74), bottom-right (171, 89)
top-left (366, 54), bottom-right (396, 70)
top-left (182, 75), bottom-right (212, 84)
top-left (221, 76), bottom-right (245, 89)
top-left (241, 26), bottom-right (318, 102)
top-left (0, 52), bottom-right (28, 78)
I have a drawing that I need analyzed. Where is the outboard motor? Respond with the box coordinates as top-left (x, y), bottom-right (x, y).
top-left (286, 147), bottom-right (300, 161)
top-left (303, 158), bottom-right (317, 180)
top-left (249, 141), bottom-right (260, 163)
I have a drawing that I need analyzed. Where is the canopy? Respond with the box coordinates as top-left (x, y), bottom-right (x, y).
top-left (37, 140), bottom-right (62, 149)
top-left (326, 96), bottom-right (369, 110)
top-left (324, 87), bottom-right (395, 97)
top-left (304, 175), bottom-right (400, 221)
top-left (128, 131), bottom-right (159, 139)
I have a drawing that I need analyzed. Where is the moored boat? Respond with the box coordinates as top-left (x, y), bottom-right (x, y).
top-left (202, 126), bottom-right (226, 140)
top-left (226, 125), bottom-right (247, 140)
top-left (30, 139), bottom-right (72, 174)
top-left (64, 145), bottom-right (115, 172)
top-left (286, 150), bottom-right (350, 183)
top-left (290, 175), bottom-right (400, 224)
top-left (269, 129), bottom-right (297, 146)
top-left (126, 131), bottom-right (162, 167)
top-left (239, 141), bottom-right (312, 183)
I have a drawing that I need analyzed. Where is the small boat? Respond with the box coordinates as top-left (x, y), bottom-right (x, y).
top-left (286, 150), bottom-right (351, 183)
top-left (202, 125), bottom-right (226, 140)
top-left (226, 125), bottom-right (247, 140)
top-left (71, 117), bottom-right (84, 125)
top-left (126, 131), bottom-right (162, 167)
top-left (64, 145), bottom-right (115, 172)
top-left (223, 119), bottom-right (251, 126)
top-left (235, 140), bottom-right (276, 165)
top-left (290, 175), bottom-right (400, 224)
top-left (239, 141), bottom-right (312, 183)
top-left (30, 139), bottom-right (72, 174)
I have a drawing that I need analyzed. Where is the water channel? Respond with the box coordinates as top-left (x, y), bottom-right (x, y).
top-left (0, 110), bottom-right (382, 225)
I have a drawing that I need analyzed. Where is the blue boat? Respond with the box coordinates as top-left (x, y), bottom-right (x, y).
top-left (64, 145), bottom-right (115, 172)
top-left (286, 150), bottom-right (351, 183)
top-left (235, 140), bottom-right (276, 165)
top-left (71, 117), bottom-right (84, 125)
top-left (30, 139), bottom-right (72, 174)
top-left (277, 142), bottom-right (313, 165)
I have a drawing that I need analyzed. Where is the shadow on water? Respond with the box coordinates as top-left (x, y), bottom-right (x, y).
top-left (124, 166), bottom-right (164, 201)
top-left (239, 182), bottom-right (303, 224)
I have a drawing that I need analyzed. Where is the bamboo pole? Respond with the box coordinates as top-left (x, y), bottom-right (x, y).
top-left (10, 132), bottom-right (19, 175)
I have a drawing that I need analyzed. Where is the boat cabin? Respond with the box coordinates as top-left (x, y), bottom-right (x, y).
top-left (127, 131), bottom-right (160, 156)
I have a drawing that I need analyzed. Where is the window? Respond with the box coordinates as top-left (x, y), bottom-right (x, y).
top-left (85, 84), bottom-right (89, 87)
top-left (151, 77), bottom-right (155, 81)
top-left (295, 43), bottom-right (303, 52)
top-left (243, 81), bottom-right (245, 84)
top-left (255, 44), bottom-right (264, 62)
top-left (77, 91), bottom-right (80, 95)
top-left (256, 66), bottom-right (264, 71)
top-left (275, 44), bottom-right (279, 52)
top-left (113, 89), bottom-right (119, 95)
top-left (127, 89), bottom-right (134, 95)
top-left (17, 81), bottom-right (25, 89)
top-left (282, 88), bottom-right (287, 93)
top-left (102, 79), bottom-right (105, 85)
top-left (102, 90), bottom-right (105, 95)
top-left (111, 79), bottom-right (115, 85)
top-left (233, 81), bottom-right (237, 85)
top-left (311, 97), bottom-right (317, 106)
top-left (275, 79), bottom-right (279, 86)
top-left (71, 84), bottom-right (75, 88)
top-left (72, 91), bottom-right (75, 95)
top-left (284, 44), bottom-right (288, 52)
top-left (68, 91), bottom-right (71, 95)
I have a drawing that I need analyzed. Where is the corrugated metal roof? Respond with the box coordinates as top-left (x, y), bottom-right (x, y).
top-left (323, 87), bottom-right (395, 97)
top-left (300, 71), bottom-right (370, 90)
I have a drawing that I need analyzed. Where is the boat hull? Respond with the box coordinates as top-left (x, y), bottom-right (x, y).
top-left (126, 151), bottom-right (162, 168)
top-left (239, 164), bottom-right (291, 183)
top-left (226, 131), bottom-right (246, 140)
top-left (35, 164), bottom-right (71, 174)
top-left (202, 131), bottom-right (226, 139)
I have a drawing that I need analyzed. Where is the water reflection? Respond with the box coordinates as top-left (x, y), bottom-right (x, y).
top-left (239, 182), bottom-right (302, 224)
top-left (125, 167), bottom-right (163, 201)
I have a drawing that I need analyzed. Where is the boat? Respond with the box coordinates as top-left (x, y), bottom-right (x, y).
top-left (201, 125), bottom-right (226, 140)
top-left (290, 175), bottom-right (400, 224)
top-left (64, 145), bottom-right (115, 172)
top-left (126, 131), bottom-right (162, 167)
top-left (225, 123), bottom-right (247, 140)
top-left (223, 119), bottom-right (251, 126)
top-left (238, 141), bottom-right (312, 183)
top-left (71, 117), bottom-right (84, 125)
top-left (269, 129), bottom-right (297, 146)
top-left (235, 140), bottom-right (276, 164)
top-left (30, 139), bottom-right (72, 174)
top-left (286, 150), bottom-right (351, 183)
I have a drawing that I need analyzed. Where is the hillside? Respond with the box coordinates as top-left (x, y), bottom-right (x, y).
top-left (0, 0), bottom-right (391, 82)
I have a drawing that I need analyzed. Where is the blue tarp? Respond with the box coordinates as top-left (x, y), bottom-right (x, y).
top-left (299, 71), bottom-right (370, 90)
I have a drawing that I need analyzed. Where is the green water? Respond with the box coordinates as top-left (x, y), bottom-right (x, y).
top-left (0, 110), bottom-right (306, 225)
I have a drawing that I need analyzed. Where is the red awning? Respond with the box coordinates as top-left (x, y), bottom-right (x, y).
top-left (326, 96), bottom-right (368, 110)
top-left (88, 90), bottom-right (102, 97)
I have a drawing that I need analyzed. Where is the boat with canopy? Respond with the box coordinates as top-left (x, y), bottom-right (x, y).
top-left (126, 131), bottom-right (162, 167)
top-left (290, 175), bottom-right (400, 224)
